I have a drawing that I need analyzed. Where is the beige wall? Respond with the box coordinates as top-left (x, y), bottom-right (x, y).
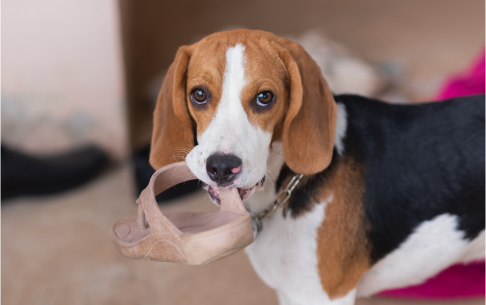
top-left (120, 0), bottom-right (484, 148)
top-left (2, 0), bottom-right (127, 159)
top-left (2, 0), bottom-right (483, 154)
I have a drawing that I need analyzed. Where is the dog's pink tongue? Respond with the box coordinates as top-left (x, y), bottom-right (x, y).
top-left (209, 186), bottom-right (220, 200)
top-left (231, 166), bottom-right (242, 174)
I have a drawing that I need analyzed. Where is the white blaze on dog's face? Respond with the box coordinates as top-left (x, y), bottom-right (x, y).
top-left (185, 42), bottom-right (289, 204)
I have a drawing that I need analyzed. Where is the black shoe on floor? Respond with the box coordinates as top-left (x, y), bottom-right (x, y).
top-left (1, 145), bottom-right (109, 200)
top-left (132, 145), bottom-right (200, 203)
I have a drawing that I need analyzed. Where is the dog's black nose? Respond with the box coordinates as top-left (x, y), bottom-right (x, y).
top-left (206, 153), bottom-right (242, 186)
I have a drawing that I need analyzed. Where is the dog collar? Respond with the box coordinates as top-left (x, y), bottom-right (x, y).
top-left (250, 174), bottom-right (304, 236)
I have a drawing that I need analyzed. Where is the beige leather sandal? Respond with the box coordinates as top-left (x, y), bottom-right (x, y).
top-left (111, 162), bottom-right (254, 265)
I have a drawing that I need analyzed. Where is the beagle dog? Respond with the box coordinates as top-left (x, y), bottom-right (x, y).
top-left (149, 29), bottom-right (485, 305)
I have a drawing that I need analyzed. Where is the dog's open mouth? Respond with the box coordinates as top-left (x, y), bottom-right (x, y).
top-left (204, 176), bottom-right (265, 206)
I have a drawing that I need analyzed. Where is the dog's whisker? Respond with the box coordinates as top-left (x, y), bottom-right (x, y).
top-left (264, 168), bottom-right (276, 189)
top-left (265, 169), bottom-right (277, 181)
top-left (266, 175), bottom-right (275, 188)
top-left (265, 166), bottom-right (278, 180)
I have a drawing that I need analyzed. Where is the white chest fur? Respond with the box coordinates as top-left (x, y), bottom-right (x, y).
top-left (245, 196), bottom-right (356, 305)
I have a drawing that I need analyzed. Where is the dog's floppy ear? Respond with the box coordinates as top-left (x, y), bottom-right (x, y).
top-left (275, 39), bottom-right (337, 175)
top-left (150, 46), bottom-right (193, 170)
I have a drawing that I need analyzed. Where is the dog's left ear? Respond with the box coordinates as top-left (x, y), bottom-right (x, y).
top-left (149, 46), bottom-right (194, 170)
top-left (274, 39), bottom-right (337, 175)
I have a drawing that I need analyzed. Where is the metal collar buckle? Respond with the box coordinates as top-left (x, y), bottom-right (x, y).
top-left (250, 174), bottom-right (303, 236)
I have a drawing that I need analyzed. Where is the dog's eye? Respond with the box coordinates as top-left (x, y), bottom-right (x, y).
top-left (256, 91), bottom-right (274, 106)
top-left (191, 88), bottom-right (208, 104)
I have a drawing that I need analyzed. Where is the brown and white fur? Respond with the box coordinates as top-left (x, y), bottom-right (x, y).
top-left (149, 29), bottom-right (485, 305)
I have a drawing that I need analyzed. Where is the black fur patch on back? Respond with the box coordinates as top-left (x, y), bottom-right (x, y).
top-left (337, 94), bottom-right (485, 263)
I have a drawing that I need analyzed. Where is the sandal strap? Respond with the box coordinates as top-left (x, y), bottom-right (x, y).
top-left (219, 188), bottom-right (247, 216)
top-left (137, 162), bottom-right (197, 235)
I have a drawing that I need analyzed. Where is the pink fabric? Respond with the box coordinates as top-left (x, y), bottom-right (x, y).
top-left (379, 48), bottom-right (485, 300)
top-left (435, 48), bottom-right (485, 100)
top-left (380, 262), bottom-right (485, 299)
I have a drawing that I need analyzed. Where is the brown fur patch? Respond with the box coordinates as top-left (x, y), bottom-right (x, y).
top-left (240, 39), bottom-right (289, 134)
top-left (186, 40), bottom-right (227, 137)
top-left (272, 38), bottom-right (337, 175)
top-left (316, 156), bottom-right (371, 299)
top-left (149, 46), bottom-right (194, 169)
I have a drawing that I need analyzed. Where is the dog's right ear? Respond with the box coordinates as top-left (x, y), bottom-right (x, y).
top-left (150, 46), bottom-right (194, 170)
top-left (273, 38), bottom-right (337, 175)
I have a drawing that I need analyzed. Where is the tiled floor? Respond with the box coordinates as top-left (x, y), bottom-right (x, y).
top-left (2, 165), bottom-right (484, 305)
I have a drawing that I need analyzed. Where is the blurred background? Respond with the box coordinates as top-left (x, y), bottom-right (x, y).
top-left (2, 0), bottom-right (484, 304)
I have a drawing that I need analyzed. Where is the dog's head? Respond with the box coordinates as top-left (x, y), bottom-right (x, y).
top-left (150, 29), bottom-right (337, 205)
